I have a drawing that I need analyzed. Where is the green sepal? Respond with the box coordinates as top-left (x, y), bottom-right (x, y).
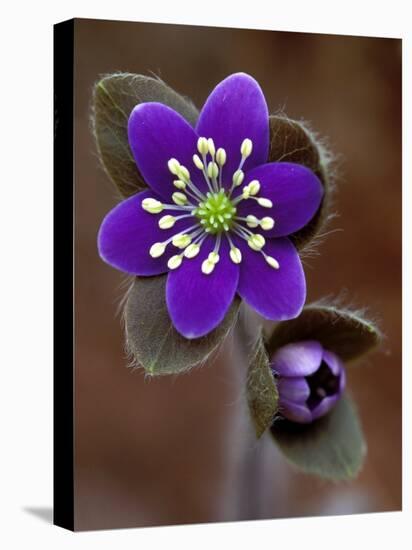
top-left (91, 73), bottom-right (198, 198)
top-left (124, 275), bottom-right (240, 375)
top-left (246, 332), bottom-right (279, 438)
top-left (268, 115), bottom-right (333, 251)
top-left (266, 303), bottom-right (382, 362)
top-left (271, 394), bottom-right (366, 480)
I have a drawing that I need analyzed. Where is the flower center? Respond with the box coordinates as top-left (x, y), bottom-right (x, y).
top-left (141, 136), bottom-right (281, 275)
top-left (306, 361), bottom-right (340, 410)
top-left (194, 190), bottom-right (236, 234)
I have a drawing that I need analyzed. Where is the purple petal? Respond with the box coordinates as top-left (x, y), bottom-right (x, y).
top-left (271, 341), bottom-right (323, 377)
top-left (236, 162), bottom-right (324, 238)
top-left (98, 190), bottom-right (192, 276)
top-left (277, 377), bottom-right (310, 403)
top-left (128, 103), bottom-right (208, 199)
top-left (166, 237), bottom-right (239, 339)
top-left (196, 73), bottom-right (269, 188)
top-left (322, 349), bottom-right (344, 377)
top-left (279, 398), bottom-right (312, 423)
top-left (311, 395), bottom-right (339, 421)
top-left (236, 237), bottom-right (306, 321)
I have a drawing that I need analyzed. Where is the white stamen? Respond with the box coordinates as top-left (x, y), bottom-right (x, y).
top-left (177, 165), bottom-right (190, 182)
top-left (168, 255), bottom-right (183, 270)
top-left (193, 154), bottom-right (204, 170)
top-left (265, 255), bottom-right (280, 269)
top-left (247, 234), bottom-right (265, 251)
top-left (207, 138), bottom-right (216, 157)
top-left (228, 138), bottom-right (255, 196)
top-left (232, 223), bottom-right (256, 244)
top-left (158, 215), bottom-right (176, 229)
top-left (142, 198), bottom-right (164, 214)
top-left (229, 247), bottom-right (242, 264)
top-left (216, 148), bottom-right (226, 166)
top-left (257, 197), bottom-right (273, 208)
top-left (172, 233), bottom-right (192, 249)
top-left (201, 168), bottom-right (215, 194)
top-left (207, 161), bottom-right (219, 180)
top-left (197, 137), bottom-right (209, 156)
top-left (232, 169), bottom-right (244, 187)
top-left (155, 224), bottom-right (201, 258)
top-left (197, 138), bottom-right (216, 193)
top-left (240, 138), bottom-right (253, 158)
top-left (158, 204), bottom-right (194, 212)
top-left (168, 158), bottom-right (180, 175)
top-left (172, 192), bottom-right (188, 206)
top-left (201, 259), bottom-right (215, 275)
top-left (246, 215), bottom-right (259, 228)
top-left (247, 180), bottom-right (260, 196)
top-left (173, 165), bottom-right (206, 201)
top-left (149, 242), bottom-right (166, 258)
top-left (260, 216), bottom-right (275, 230)
top-left (242, 188), bottom-right (250, 200)
top-left (173, 179), bottom-right (186, 190)
top-left (208, 251), bottom-right (220, 264)
top-left (184, 243), bottom-right (200, 258)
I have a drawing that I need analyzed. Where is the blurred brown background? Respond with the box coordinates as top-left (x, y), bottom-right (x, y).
top-left (73, 19), bottom-right (402, 530)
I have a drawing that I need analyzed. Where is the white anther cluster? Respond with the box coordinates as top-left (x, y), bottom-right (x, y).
top-left (142, 137), bottom-right (280, 275)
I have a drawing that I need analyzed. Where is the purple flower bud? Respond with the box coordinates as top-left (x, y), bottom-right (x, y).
top-left (270, 341), bottom-right (346, 424)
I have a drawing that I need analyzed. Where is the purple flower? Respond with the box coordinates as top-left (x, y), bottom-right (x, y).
top-left (271, 341), bottom-right (346, 424)
top-left (98, 73), bottom-right (323, 339)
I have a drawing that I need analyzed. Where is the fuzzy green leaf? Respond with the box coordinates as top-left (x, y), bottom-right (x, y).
top-left (246, 334), bottom-right (279, 438)
top-left (271, 395), bottom-right (366, 480)
top-left (268, 115), bottom-right (332, 251)
top-left (266, 304), bottom-right (382, 362)
top-left (124, 275), bottom-right (240, 375)
top-left (92, 73), bottom-right (198, 198)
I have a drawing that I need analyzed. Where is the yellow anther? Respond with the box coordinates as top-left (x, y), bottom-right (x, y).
top-left (208, 251), bottom-right (220, 264)
top-left (260, 217), bottom-right (275, 230)
top-left (257, 197), bottom-right (273, 208)
top-left (247, 180), bottom-right (260, 196)
top-left (173, 179), bottom-right (186, 190)
top-left (172, 192), bottom-right (188, 206)
top-left (229, 247), bottom-right (242, 264)
top-left (240, 138), bottom-right (253, 158)
top-left (207, 138), bottom-right (216, 157)
top-left (265, 255), bottom-right (280, 269)
top-left (216, 148), bottom-right (227, 166)
top-left (232, 169), bottom-right (244, 187)
top-left (177, 165), bottom-right (190, 182)
top-left (246, 215), bottom-right (259, 228)
top-left (167, 255), bottom-right (183, 270)
top-left (247, 234), bottom-right (265, 251)
top-left (158, 215), bottom-right (176, 229)
top-left (201, 259), bottom-right (215, 275)
top-left (207, 161), bottom-right (219, 180)
top-left (193, 154), bottom-right (204, 170)
top-left (149, 242), bottom-right (166, 258)
top-left (172, 234), bottom-right (192, 249)
top-left (142, 198), bottom-right (164, 214)
top-left (167, 158), bottom-right (180, 175)
top-left (197, 137), bottom-right (209, 156)
top-left (184, 243), bottom-right (200, 258)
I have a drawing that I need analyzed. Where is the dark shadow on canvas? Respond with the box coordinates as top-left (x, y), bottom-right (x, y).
top-left (23, 507), bottom-right (53, 524)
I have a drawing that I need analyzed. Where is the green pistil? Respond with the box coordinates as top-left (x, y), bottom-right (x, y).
top-left (194, 190), bottom-right (236, 234)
